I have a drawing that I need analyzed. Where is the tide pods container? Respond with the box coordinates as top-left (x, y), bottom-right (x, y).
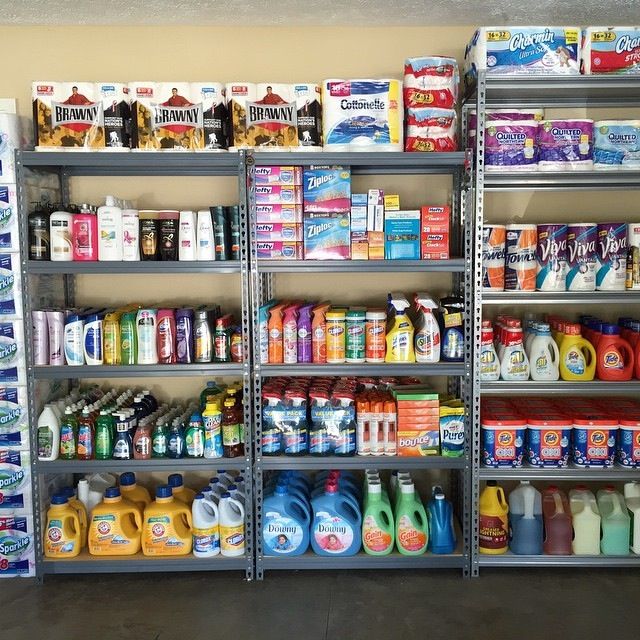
top-left (526, 415), bottom-right (572, 467)
top-left (572, 417), bottom-right (618, 467)
top-left (617, 417), bottom-right (640, 467)
top-left (481, 415), bottom-right (526, 467)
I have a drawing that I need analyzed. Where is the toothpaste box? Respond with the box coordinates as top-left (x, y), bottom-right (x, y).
top-left (0, 450), bottom-right (31, 513)
top-left (0, 323), bottom-right (24, 385)
top-left (384, 210), bottom-right (421, 260)
top-left (0, 387), bottom-right (28, 450)
top-left (255, 185), bottom-right (303, 205)
top-left (421, 205), bottom-right (450, 260)
top-left (0, 254), bottom-right (21, 318)
top-left (367, 189), bottom-right (385, 231)
top-left (303, 213), bottom-right (351, 260)
top-left (255, 204), bottom-right (303, 223)
top-left (255, 165), bottom-right (303, 185)
top-left (0, 186), bottom-right (19, 253)
top-left (255, 222), bottom-right (303, 242)
top-left (0, 515), bottom-right (35, 577)
top-left (256, 241), bottom-right (303, 260)
top-left (303, 166), bottom-right (351, 213)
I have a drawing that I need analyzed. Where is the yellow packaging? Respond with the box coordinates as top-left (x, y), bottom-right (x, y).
top-left (44, 497), bottom-right (81, 558)
top-left (103, 312), bottom-right (122, 365)
top-left (351, 235), bottom-right (369, 260)
top-left (142, 488), bottom-right (193, 556)
top-left (384, 195), bottom-right (400, 211)
top-left (88, 489), bottom-right (142, 556)
top-left (325, 310), bottom-right (346, 364)
top-left (67, 495), bottom-right (88, 549)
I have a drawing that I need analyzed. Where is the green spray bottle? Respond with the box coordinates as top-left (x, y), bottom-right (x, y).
top-left (395, 481), bottom-right (429, 555)
top-left (362, 478), bottom-right (394, 556)
top-left (120, 311), bottom-right (138, 365)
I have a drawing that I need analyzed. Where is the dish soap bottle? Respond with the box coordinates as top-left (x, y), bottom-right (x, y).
top-left (385, 293), bottom-right (415, 363)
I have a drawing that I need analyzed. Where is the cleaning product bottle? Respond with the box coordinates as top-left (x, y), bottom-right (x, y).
top-left (88, 486), bottom-right (142, 556)
top-left (542, 486), bottom-right (572, 555)
top-left (508, 481), bottom-right (543, 555)
top-left (500, 326), bottom-right (530, 381)
top-left (569, 486), bottom-right (601, 555)
top-left (439, 295), bottom-right (465, 362)
top-left (202, 401), bottom-right (223, 459)
top-left (142, 485), bottom-right (193, 556)
top-left (385, 293), bottom-right (415, 363)
top-left (263, 483), bottom-right (311, 556)
top-left (427, 486), bottom-right (456, 554)
top-left (76, 406), bottom-right (94, 460)
top-left (59, 406), bottom-right (78, 460)
top-left (136, 309), bottom-right (158, 365)
top-left (219, 492), bottom-right (246, 557)
top-left (528, 322), bottom-right (560, 381)
top-left (479, 320), bottom-right (500, 381)
top-left (325, 310), bottom-right (346, 364)
top-left (267, 302), bottom-right (287, 364)
top-left (479, 481), bottom-right (509, 554)
top-left (258, 300), bottom-right (277, 364)
top-left (345, 308), bottom-right (366, 364)
top-left (297, 303), bottom-right (315, 364)
top-left (112, 417), bottom-right (133, 460)
top-left (597, 487), bottom-right (630, 556)
top-left (152, 418), bottom-right (168, 458)
top-left (44, 494), bottom-right (81, 558)
top-left (192, 493), bottom-right (220, 557)
top-left (596, 324), bottom-right (635, 381)
top-left (361, 479), bottom-right (394, 556)
top-left (168, 473), bottom-right (196, 505)
top-left (97, 196), bottom-right (123, 261)
top-left (282, 303), bottom-right (301, 364)
top-left (61, 486), bottom-right (88, 549)
top-left (311, 301), bottom-right (331, 364)
top-left (395, 481), bottom-right (428, 555)
top-left (414, 294), bottom-right (441, 363)
top-left (185, 413), bottom-right (205, 458)
top-left (222, 397), bottom-right (244, 458)
top-left (119, 472), bottom-right (151, 512)
top-left (311, 482), bottom-right (362, 556)
top-left (559, 323), bottom-right (596, 381)
top-left (624, 482), bottom-right (640, 554)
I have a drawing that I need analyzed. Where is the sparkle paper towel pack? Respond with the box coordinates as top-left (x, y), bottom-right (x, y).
top-left (0, 112), bottom-right (21, 183)
top-left (322, 79), bottom-right (403, 151)
top-left (582, 27), bottom-right (640, 74)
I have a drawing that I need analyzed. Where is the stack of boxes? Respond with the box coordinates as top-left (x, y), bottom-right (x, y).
top-left (255, 166), bottom-right (304, 260)
top-left (421, 205), bottom-right (451, 260)
top-left (0, 100), bottom-right (35, 578)
top-left (395, 386), bottom-right (441, 456)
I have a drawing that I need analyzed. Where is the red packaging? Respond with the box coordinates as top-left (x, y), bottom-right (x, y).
top-left (421, 205), bottom-right (450, 260)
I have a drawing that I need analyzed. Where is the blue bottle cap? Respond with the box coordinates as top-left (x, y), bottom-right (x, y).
top-left (61, 486), bottom-right (75, 498)
top-left (105, 487), bottom-right (120, 498)
top-left (221, 492), bottom-right (231, 499)
top-left (156, 485), bottom-right (172, 499)
top-left (194, 493), bottom-right (204, 500)
top-left (168, 473), bottom-right (183, 488)
top-left (190, 413), bottom-right (202, 423)
top-left (236, 475), bottom-right (244, 483)
top-left (120, 472), bottom-right (136, 486)
top-left (51, 494), bottom-right (68, 505)
top-left (602, 323), bottom-right (620, 335)
top-left (275, 483), bottom-right (288, 496)
top-left (210, 478), bottom-right (220, 485)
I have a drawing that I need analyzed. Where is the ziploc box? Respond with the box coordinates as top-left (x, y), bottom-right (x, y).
top-left (0, 323), bottom-right (25, 385)
top-left (303, 213), bottom-right (350, 260)
top-left (384, 210), bottom-right (421, 260)
top-left (255, 222), bottom-right (303, 242)
top-left (0, 515), bottom-right (35, 577)
top-left (421, 205), bottom-right (450, 260)
top-left (0, 186), bottom-right (19, 252)
top-left (303, 166), bottom-right (351, 213)
top-left (0, 254), bottom-right (21, 318)
top-left (0, 387), bottom-right (28, 450)
top-left (255, 185), bottom-right (302, 205)
top-left (255, 204), bottom-right (303, 223)
top-left (0, 450), bottom-right (31, 513)
top-left (257, 241), bottom-right (303, 260)
top-left (255, 166), bottom-right (303, 185)
top-left (583, 27), bottom-right (640, 74)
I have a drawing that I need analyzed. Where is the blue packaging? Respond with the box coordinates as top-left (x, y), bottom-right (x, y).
top-left (594, 120), bottom-right (640, 168)
top-left (0, 186), bottom-right (18, 252)
top-left (262, 484), bottom-right (311, 556)
top-left (303, 166), bottom-right (351, 213)
top-left (0, 387), bottom-right (28, 449)
top-left (572, 418), bottom-right (617, 467)
top-left (526, 418), bottom-right (571, 467)
top-left (311, 404), bottom-right (356, 456)
top-left (0, 515), bottom-right (35, 577)
top-left (303, 213), bottom-right (351, 260)
top-left (617, 419), bottom-right (640, 467)
top-left (0, 254), bottom-right (19, 316)
top-left (0, 323), bottom-right (21, 384)
top-left (0, 449), bottom-right (31, 512)
top-left (384, 210), bottom-right (421, 260)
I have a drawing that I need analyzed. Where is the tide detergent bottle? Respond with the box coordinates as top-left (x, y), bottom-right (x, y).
top-left (596, 324), bottom-right (635, 381)
top-left (559, 323), bottom-right (596, 381)
top-left (427, 486), bottom-right (456, 554)
top-left (479, 481), bottom-right (508, 555)
top-left (569, 486), bottom-right (601, 555)
top-left (88, 486), bottom-right (142, 556)
top-left (311, 481), bottom-right (362, 556)
top-left (142, 485), bottom-right (193, 556)
top-left (44, 494), bottom-right (81, 558)
top-left (385, 293), bottom-right (415, 363)
top-left (263, 483), bottom-right (310, 556)
top-left (119, 472), bottom-right (151, 513)
top-left (362, 478), bottom-right (394, 556)
top-left (168, 473), bottom-right (196, 505)
top-left (395, 481), bottom-right (428, 555)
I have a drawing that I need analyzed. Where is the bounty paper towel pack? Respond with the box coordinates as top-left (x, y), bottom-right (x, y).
top-left (403, 57), bottom-right (459, 109)
top-left (95, 83), bottom-right (130, 151)
top-left (582, 27), bottom-right (640, 74)
top-left (464, 27), bottom-right (581, 82)
top-left (0, 515), bottom-right (35, 577)
top-left (191, 83), bottom-right (228, 151)
top-left (405, 108), bottom-right (458, 152)
top-left (322, 79), bottom-right (403, 152)
top-left (594, 120), bottom-right (640, 169)
top-left (0, 186), bottom-right (19, 253)
top-left (537, 119), bottom-right (594, 171)
top-left (0, 387), bottom-right (28, 450)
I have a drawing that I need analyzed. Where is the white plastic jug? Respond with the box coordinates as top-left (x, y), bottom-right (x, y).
top-left (192, 493), bottom-right (220, 557)
top-left (528, 327), bottom-right (560, 381)
top-left (597, 488), bottom-right (630, 556)
top-left (500, 328), bottom-right (530, 381)
top-left (569, 487), bottom-right (601, 555)
top-left (624, 482), bottom-right (640, 555)
top-left (218, 492), bottom-right (245, 557)
top-left (78, 473), bottom-right (117, 516)
top-left (508, 481), bottom-right (543, 555)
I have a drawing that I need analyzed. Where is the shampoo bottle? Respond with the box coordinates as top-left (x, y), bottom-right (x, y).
top-left (97, 196), bottom-right (123, 261)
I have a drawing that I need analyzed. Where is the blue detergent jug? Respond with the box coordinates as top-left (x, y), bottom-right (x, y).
top-left (509, 481), bottom-right (543, 555)
top-left (426, 486), bottom-right (457, 554)
top-left (263, 484), bottom-right (311, 556)
top-left (311, 482), bottom-right (362, 556)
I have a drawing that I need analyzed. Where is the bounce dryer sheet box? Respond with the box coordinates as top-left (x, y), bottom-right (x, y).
top-left (583, 27), bottom-right (640, 74)
top-left (303, 166), bottom-right (351, 213)
top-left (303, 213), bottom-right (351, 260)
top-left (0, 515), bottom-right (35, 578)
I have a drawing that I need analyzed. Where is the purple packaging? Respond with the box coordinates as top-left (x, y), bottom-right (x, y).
top-left (536, 224), bottom-right (568, 291)
top-left (255, 185), bottom-right (302, 205)
top-left (256, 241), bottom-right (303, 260)
top-left (484, 120), bottom-right (538, 171)
top-left (596, 222), bottom-right (628, 290)
top-left (175, 308), bottom-right (194, 364)
top-left (255, 222), bottom-right (303, 242)
top-left (566, 223), bottom-right (598, 291)
top-left (303, 213), bottom-right (351, 260)
top-left (297, 303), bottom-right (314, 363)
top-left (537, 119), bottom-right (594, 170)
top-left (254, 166), bottom-right (302, 186)
top-left (255, 204), bottom-right (303, 223)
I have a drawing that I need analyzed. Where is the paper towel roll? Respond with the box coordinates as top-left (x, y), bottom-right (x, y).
top-left (291, 83), bottom-right (322, 150)
top-left (0, 186), bottom-right (19, 253)
top-left (244, 84), bottom-right (298, 150)
top-left (322, 79), bottom-right (403, 152)
top-left (403, 57), bottom-right (459, 109)
top-left (226, 82), bottom-right (257, 150)
top-left (583, 27), bottom-right (640, 74)
top-left (95, 83), bottom-right (130, 151)
top-left (191, 82), bottom-right (228, 151)
top-left (0, 113), bottom-right (20, 182)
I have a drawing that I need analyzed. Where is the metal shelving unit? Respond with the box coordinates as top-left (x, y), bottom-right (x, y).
top-left (247, 150), bottom-right (474, 579)
top-left (469, 72), bottom-right (640, 575)
top-left (16, 150), bottom-right (254, 581)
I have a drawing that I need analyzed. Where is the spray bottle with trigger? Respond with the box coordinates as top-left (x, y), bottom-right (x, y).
top-left (385, 293), bottom-right (415, 363)
top-left (414, 293), bottom-right (441, 363)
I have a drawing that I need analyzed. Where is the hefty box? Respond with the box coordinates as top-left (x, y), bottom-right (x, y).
top-left (421, 205), bottom-right (450, 260)
top-left (384, 210), bottom-right (421, 260)
top-left (303, 213), bottom-right (351, 260)
top-left (255, 222), bottom-right (303, 242)
top-left (256, 241), bottom-right (303, 260)
top-left (255, 204), bottom-right (303, 223)
top-left (255, 166), bottom-right (303, 185)
top-left (303, 166), bottom-right (351, 213)
top-left (255, 185), bottom-right (302, 205)
top-left (0, 387), bottom-right (28, 450)
top-left (0, 450), bottom-right (31, 513)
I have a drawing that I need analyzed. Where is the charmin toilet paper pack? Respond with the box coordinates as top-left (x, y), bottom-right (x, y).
top-left (583, 27), bottom-right (640, 74)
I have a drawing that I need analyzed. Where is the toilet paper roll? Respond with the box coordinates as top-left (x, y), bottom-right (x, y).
top-left (0, 186), bottom-right (19, 253)
top-left (583, 27), bottom-right (640, 74)
top-left (226, 82), bottom-right (257, 150)
top-left (322, 79), bottom-right (403, 152)
top-left (485, 120), bottom-right (539, 171)
top-left (594, 120), bottom-right (640, 169)
top-left (405, 108), bottom-right (458, 152)
top-left (537, 119), bottom-right (594, 171)
top-left (403, 56), bottom-right (459, 109)
top-left (291, 83), bottom-right (322, 150)
top-left (0, 113), bottom-right (20, 182)
top-left (191, 82), bottom-right (228, 151)
top-left (95, 83), bottom-right (131, 151)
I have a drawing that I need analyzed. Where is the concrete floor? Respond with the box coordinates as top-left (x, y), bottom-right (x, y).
top-left (2, 569), bottom-right (637, 639)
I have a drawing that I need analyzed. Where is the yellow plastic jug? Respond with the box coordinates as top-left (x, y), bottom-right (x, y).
top-left (559, 324), bottom-right (596, 381)
top-left (44, 494), bottom-right (81, 558)
top-left (479, 481), bottom-right (509, 555)
top-left (88, 487), bottom-right (142, 556)
top-left (119, 472), bottom-right (151, 513)
top-left (62, 487), bottom-right (88, 549)
top-left (167, 473), bottom-right (196, 505)
top-left (142, 485), bottom-right (193, 556)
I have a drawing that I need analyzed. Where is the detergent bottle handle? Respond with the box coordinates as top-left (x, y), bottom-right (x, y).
top-left (227, 497), bottom-right (245, 520)
top-left (291, 496), bottom-right (311, 526)
top-left (496, 487), bottom-right (508, 512)
top-left (70, 512), bottom-right (81, 537)
top-left (183, 508), bottom-right (193, 529)
top-left (581, 339), bottom-right (596, 364)
top-left (132, 508), bottom-right (143, 531)
top-left (339, 496), bottom-right (362, 526)
top-left (619, 340), bottom-right (635, 370)
top-left (549, 339), bottom-right (560, 364)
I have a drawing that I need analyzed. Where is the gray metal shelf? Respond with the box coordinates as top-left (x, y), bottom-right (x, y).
top-left (27, 260), bottom-right (241, 274)
top-left (258, 455), bottom-right (466, 471)
top-left (478, 553), bottom-right (640, 568)
top-left (261, 551), bottom-right (466, 570)
top-left (479, 465), bottom-right (640, 481)
top-left (484, 170), bottom-right (640, 191)
top-left (257, 259), bottom-right (465, 273)
top-left (482, 290), bottom-right (640, 305)
top-left (36, 457), bottom-right (248, 474)
top-left (481, 381), bottom-right (640, 395)
top-left (42, 552), bottom-right (248, 574)
top-left (261, 363), bottom-right (465, 377)
top-left (32, 363), bottom-right (244, 379)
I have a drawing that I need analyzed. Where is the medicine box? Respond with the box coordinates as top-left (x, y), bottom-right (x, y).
top-left (384, 210), bottom-right (421, 260)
